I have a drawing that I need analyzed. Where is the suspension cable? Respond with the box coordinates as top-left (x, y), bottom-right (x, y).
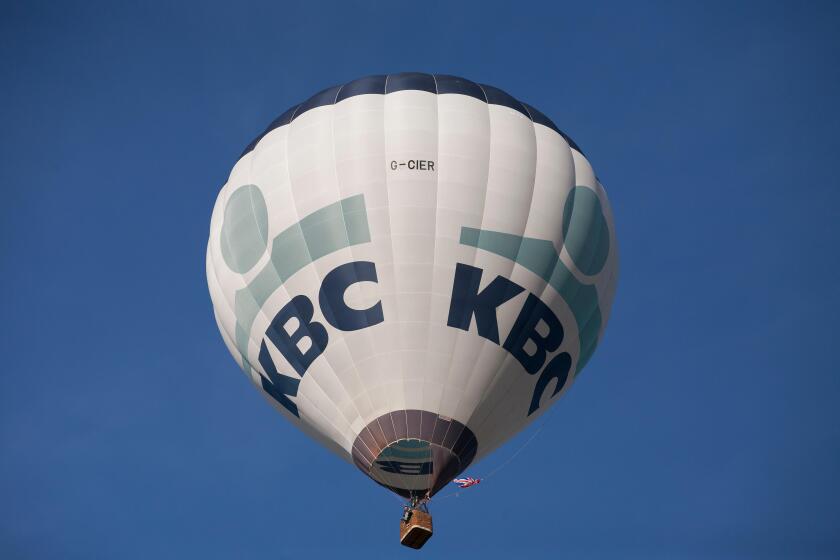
top-left (431, 408), bottom-right (556, 501)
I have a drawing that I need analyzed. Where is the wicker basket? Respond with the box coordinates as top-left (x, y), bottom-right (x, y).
top-left (400, 510), bottom-right (433, 549)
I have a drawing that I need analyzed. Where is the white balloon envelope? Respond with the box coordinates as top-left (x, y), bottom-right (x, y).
top-left (207, 73), bottom-right (618, 500)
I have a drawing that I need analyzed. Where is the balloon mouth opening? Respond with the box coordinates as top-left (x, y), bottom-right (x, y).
top-left (351, 410), bottom-right (477, 499)
top-left (369, 440), bottom-right (459, 499)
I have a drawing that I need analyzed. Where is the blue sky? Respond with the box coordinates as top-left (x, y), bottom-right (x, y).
top-left (1, 1), bottom-right (838, 558)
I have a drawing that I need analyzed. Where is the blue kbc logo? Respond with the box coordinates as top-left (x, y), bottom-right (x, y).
top-left (258, 260), bottom-right (570, 419)
top-left (219, 190), bottom-right (601, 421)
top-left (375, 460), bottom-right (434, 475)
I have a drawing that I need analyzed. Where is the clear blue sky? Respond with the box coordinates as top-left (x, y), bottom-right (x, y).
top-left (1, 1), bottom-right (838, 558)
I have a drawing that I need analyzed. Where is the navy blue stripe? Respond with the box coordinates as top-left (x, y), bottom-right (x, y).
top-left (522, 103), bottom-right (584, 154)
top-left (336, 75), bottom-right (386, 101)
top-left (478, 84), bottom-right (530, 118)
top-left (435, 74), bottom-right (486, 102)
top-left (298, 85), bottom-right (342, 116)
top-left (240, 103), bottom-right (300, 158)
top-left (386, 72), bottom-right (437, 94)
top-left (240, 73), bottom-right (583, 157)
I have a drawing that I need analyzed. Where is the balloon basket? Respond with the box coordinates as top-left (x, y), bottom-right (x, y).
top-left (399, 509), bottom-right (433, 549)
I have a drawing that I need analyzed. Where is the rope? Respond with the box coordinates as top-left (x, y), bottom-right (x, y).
top-left (431, 408), bottom-right (556, 501)
top-left (378, 408), bottom-right (557, 507)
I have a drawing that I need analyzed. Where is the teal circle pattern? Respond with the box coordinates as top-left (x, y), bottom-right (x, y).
top-left (562, 186), bottom-right (610, 276)
top-left (221, 184), bottom-right (269, 273)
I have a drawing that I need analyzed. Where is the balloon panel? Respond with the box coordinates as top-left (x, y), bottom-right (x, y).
top-left (207, 73), bottom-right (618, 498)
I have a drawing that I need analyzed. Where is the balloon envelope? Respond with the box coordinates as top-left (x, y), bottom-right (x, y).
top-left (207, 73), bottom-right (618, 499)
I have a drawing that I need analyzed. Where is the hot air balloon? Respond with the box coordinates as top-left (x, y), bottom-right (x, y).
top-left (206, 73), bottom-right (618, 548)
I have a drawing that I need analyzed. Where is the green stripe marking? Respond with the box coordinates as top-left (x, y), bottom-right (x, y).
top-left (460, 226), bottom-right (602, 373)
top-left (234, 195), bottom-right (371, 374)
